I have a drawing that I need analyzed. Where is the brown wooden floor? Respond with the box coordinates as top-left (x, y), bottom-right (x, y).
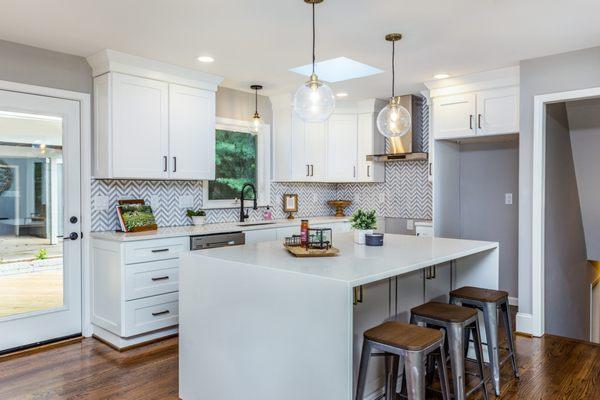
top-left (1, 329), bottom-right (600, 399)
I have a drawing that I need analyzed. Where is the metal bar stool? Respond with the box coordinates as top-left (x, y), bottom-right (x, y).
top-left (355, 321), bottom-right (450, 400)
top-left (449, 286), bottom-right (519, 397)
top-left (411, 302), bottom-right (488, 400)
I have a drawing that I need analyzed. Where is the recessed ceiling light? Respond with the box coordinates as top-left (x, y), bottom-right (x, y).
top-left (197, 56), bottom-right (214, 63)
top-left (434, 74), bottom-right (449, 80)
top-left (290, 57), bottom-right (383, 83)
top-left (336, 92), bottom-right (349, 98)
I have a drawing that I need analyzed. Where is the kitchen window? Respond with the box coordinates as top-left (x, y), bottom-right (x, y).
top-left (203, 117), bottom-right (270, 209)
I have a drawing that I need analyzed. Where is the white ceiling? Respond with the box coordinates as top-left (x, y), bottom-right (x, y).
top-left (1, 0), bottom-right (600, 100)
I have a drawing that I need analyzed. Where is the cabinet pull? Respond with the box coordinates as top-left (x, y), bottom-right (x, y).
top-left (367, 164), bottom-right (370, 177)
top-left (310, 165), bottom-right (314, 177)
top-left (173, 157), bottom-right (177, 173)
top-left (353, 285), bottom-right (364, 305)
top-left (151, 248), bottom-right (169, 253)
top-left (151, 276), bottom-right (170, 281)
top-left (163, 156), bottom-right (168, 172)
top-left (152, 310), bottom-right (170, 317)
top-left (432, 265), bottom-right (436, 279)
top-left (469, 114), bottom-right (473, 130)
top-left (306, 165), bottom-right (310, 177)
top-left (353, 166), bottom-right (356, 178)
top-left (478, 114), bottom-right (482, 129)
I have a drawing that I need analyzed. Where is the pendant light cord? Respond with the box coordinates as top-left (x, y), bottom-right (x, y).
top-left (255, 87), bottom-right (258, 113)
top-left (312, 3), bottom-right (316, 75)
top-left (391, 40), bottom-right (395, 98)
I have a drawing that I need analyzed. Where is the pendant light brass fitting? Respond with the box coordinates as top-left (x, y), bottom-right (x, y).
top-left (385, 33), bottom-right (403, 42)
top-left (304, 0), bottom-right (324, 4)
top-left (250, 85), bottom-right (263, 91)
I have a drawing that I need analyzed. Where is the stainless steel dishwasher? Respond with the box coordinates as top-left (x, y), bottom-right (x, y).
top-left (190, 231), bottom-right (245, 250)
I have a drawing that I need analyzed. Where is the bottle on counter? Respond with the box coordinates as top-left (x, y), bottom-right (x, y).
top-left (300, 219), bottom-right (309, 248)
top-left (263, 205), bottom-right (273, 221)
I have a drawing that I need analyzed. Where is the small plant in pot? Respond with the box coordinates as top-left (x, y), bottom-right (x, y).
top-left (187, 209), bottom-right (206, 226)
top-left (349, 209), bottom-right (377, 245)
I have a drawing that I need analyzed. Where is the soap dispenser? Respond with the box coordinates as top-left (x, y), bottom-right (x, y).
top-left (263, 205), bottom-right (273, 221)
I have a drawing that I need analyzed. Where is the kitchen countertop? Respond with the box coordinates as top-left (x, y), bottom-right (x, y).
top-left (90, 216), bottom-right (350, 242)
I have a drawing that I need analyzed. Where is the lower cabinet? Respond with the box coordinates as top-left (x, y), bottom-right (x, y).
top-left (424, 262), bottom-right (453, 303)
top-left (245, 229), bottom-right (278, 244)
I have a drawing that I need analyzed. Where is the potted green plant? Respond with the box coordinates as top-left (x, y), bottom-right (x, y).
top-left (186, 209), bottom-right (206, 226)
top-left (349, 209), bottom-right (377, 244)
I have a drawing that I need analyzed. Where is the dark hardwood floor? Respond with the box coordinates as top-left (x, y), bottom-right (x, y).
top-left (1, 327), bottom-right (600, 399)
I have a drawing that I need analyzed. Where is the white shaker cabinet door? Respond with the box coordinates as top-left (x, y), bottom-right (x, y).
top-left (304, 121), bottom-right (327, 180)
top-left (272, 109), bottom-right (293, 181)
top-left (169, 84), bottom-right (215, 180)
top-left (476, 86), bottom-right (519, 136)
top-left (112, 73), bottom-right (169, 179)
top-left (433, 93), bottom-right (476, 140)
top-left (424, 262), bottom-right (452, 303)
top-left (327, 114), bottom-right (358, 182)
top-left (290, 115), bottom-right (309, 180)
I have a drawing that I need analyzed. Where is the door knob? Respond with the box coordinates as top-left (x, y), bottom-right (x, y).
top-left (64, 232), bottom-right (79, 241)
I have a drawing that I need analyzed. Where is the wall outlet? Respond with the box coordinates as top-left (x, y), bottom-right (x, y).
top-left (505, 193), bottom-right (513, 205)
top-left (406, 219), bottom-right (414, 230)
top-left (179, 195), bottom-right (194, 209)
top-left (93, 195), bottom-right (109, 211)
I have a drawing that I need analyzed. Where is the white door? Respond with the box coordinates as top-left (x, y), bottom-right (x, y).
top-left (0, 89), bottom-right (81, 352)
top-left (305, 121), bottom-right (327, 180)
top-left (169, 84), bottom-right (215, 180)
top-left (433, 93), bottom-right (476, 139)
top-left (112, 73), bottom-right (169, 179)
top-left (327, 114), bottom-right (357, 182)
top-left (476, 87), bottom-right (519, 136)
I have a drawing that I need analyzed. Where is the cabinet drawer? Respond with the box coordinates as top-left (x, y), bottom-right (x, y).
top-left (122, 292), bottom-right (179, 337)
top-left (124, 259), bottom-right (179, 301)
top-left (124, 237), bottom-right (189, 264)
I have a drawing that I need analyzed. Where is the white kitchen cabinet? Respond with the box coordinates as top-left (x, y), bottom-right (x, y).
top-left (424, 262), bottom-right (452, 303)
top-left (327, 114), bottom-right (358, 181)
top-left (305, 121), bottom-right (328, 180)
top-left (357, 113), bottom-right (385, 182)
top-left (169, 84), bottom-right (215, 180)
top-left (272, 109), bottom-right (293, 181)
top-left (433, 93), bottom-right (477, 139)
top-left (476, 86), bottom-right (519, 136)
top-left (245, 229), bottom-right (278, 244)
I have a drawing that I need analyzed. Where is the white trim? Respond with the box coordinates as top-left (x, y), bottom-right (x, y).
top-left (203, 117), bottom-right (271, 210)
top-left (516, 312), bottom-right (534, 334)
top-left (529, 86), bottom-right (600, 337)
top-left (508, 296), bottom-right (518, 307)
top-left (0, 79), bottom-right (92, 338)
top-left (426, 66), bottom-right (519, 98)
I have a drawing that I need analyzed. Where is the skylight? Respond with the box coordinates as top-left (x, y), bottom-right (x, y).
top-left (290, 57), bottom-right (383, 83)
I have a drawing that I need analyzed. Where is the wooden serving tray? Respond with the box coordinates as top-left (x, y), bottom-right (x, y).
top-left (284, 245), bottom-right (340, 257)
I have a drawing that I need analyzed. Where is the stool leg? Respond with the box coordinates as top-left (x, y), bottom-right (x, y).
top-left (436, 345), bottom-right (451, 400)
top-left (482, 302), bottom-right (501, 396)
top-left (473, 320), bottom-right (489, 400)
top-left (500, 300), bottom-right (519, 379)
top-left (384, 354), bottom-right (400, 400)
top-left (447, 324), bottom-right (466, 400)
top-left (404, 350), bottom-right (426, 400)
top-left (355, 339), bottom-right (372, 400)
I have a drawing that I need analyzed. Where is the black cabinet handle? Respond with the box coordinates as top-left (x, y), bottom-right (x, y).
top-left (478, 114), bottom-right (482, 129)
top-left (469, 114), bottom-right (473, 130)
top-left (152, 310), bottom-right (170, 317)
top-left (151, 248), bottom-right (169, 253)
top-left (163, 156), bottom-right (168, 172)
top-left (367, 165), bottom-right (370, 177)
top-left (151, 276), bottom-right (170, 281)
top-left (306, 165), bottom-right (310, 177)
top-left (173, 157), bottom-right (177, 173)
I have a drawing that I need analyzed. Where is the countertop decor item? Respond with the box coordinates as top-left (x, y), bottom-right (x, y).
top-left (186, 209), bottom-right (206, 226)
top-left (365, 233), bottom-right (384, 246)
top-left (327, 200), bottom-right (352, 217)
top-left (116, 203), bottom-right (157, 233)
top-left (377, 33), bottom-right (411, 138)
top-left (293, 0), bottom-right (335, 123)
top-left (250, 84), bottom-right (263, 134)
top-left (307, 227), bottom-right (332, 249)
top-left (283, 193), bottom-right (298, 219)
top-left (284, 244), bottom-right (339, 257)
top-left (350, 209), bottom-right (377, 245)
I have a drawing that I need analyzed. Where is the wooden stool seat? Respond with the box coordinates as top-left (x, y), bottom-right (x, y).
top-left (450, 286), bottom-right (508, 303)
top-left (411, 302), bottom-right (477, 323)
top-left (364, 321), bottom-right (443, 351)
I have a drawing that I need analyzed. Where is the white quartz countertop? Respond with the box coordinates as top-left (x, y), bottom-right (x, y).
top-left (183, 232), bottom-right (498, 286)
top-left (90, 216), bottom-right (350, 242)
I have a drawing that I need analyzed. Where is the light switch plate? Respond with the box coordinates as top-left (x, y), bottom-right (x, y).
top-left (406, 219), bottom-right (414, 230)
top-left (505, 193), bottom-right (513, 205)
top-left (93, 195), bottom-right (109, 211)
top-left (179, 195), bottom-right (194, 209)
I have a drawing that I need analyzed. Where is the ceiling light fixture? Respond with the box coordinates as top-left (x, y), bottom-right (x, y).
top-left (250, 84), bottom-right (263, 135)
top-left (434, 73), bottom-right (449, 80)
top-left (377, 33), bottom-right (411, 138)
top-left (293, 0), bottom-right (335, 123)
top-left (197, 56), bottom-right (214, 63)
top-left (336, 92), bottom-right (349, 98)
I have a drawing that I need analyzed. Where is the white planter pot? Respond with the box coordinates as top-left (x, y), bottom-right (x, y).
top-left (353, 229), bottom-right (373, 245)
top-left (191, 216), bottom-right (206, 226)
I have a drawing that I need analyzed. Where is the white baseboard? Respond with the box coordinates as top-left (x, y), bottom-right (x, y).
top-left (508, 296), bottom-right (518, 307)
top-left (516, 312), bottom-right (533, 335)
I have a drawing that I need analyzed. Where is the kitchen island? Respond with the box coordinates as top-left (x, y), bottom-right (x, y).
top-left (179, 232), bottom-right (499, 400)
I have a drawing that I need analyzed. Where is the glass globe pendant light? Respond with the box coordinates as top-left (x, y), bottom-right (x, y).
top-left (293, 0), bottom-right (335, 123)
top-left (250, 84), bottom-right (263, 135)
top-left (377, 33), bottom-right (411, 138)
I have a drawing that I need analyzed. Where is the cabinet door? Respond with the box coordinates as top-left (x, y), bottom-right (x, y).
top-left (169, 84), bottom-right (215, 180)
top-left (433, 93), bottom-right (476, 139)
top-left (357, 113), bottom-right (384, 182)
top-left (272, 109), bottom-right (293, 181)
top-left (290, 114), bottom-right (309, 180)
top-left (112, 73), bottom-right (169, 179)
top-left (424, 262), bottom-right (452, 303)
top-left (305, 121), bottom-right (327, 180)
top-left (245, 229), bottom-right (278, 244)
top-left (476, 87), bottom-right (519, 136)
top-left (327, 114), bottom-right (357, 182)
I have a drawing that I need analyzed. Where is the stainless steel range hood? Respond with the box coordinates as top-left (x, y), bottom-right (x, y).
top-left (367, 94), bottom-right (428, 162)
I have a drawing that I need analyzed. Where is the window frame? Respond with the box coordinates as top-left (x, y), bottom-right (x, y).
top-left (202, 117), bottom-right (270, 209)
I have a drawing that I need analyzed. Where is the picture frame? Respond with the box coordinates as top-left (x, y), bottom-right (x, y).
top-left (283, 193), bottom-right (298, 219)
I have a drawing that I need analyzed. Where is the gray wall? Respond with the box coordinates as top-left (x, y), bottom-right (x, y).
top-left (216, 86), bottom-right (272, 125)
top-left (460, 140), bottom-right (519, 298)
top-left (566, 98), bottom-right (600, 261)
top-left (0, 39), bottom-right (92, 94)
top-left (519, 45), bottom-right (600, 314)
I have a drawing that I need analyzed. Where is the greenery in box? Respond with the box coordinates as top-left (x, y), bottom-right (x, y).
top-left (350, 209), bottom-right (377, 231)
top-left (186, 209), bottom-right (206, 217)
top-left (120, 204), bottom-right (156, 231)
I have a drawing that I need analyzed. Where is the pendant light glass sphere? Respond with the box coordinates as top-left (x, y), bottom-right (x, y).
top-left (293, 74), bottom-right (335, 122)
top-left (251, 112), bottom-right (261, 135)
top-left (377, 97), bottom-right (411, 138)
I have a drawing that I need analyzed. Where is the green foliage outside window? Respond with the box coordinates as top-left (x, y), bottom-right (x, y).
top-left (209, 129), bottom-right (257, 200)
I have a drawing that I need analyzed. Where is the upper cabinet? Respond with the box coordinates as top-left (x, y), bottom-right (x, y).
top-left (271, 96), bottom-right (385, 183)
top-left (87, 49), bottom-right (223, 180)
top-left (428, 66), bottom-right (519, 141)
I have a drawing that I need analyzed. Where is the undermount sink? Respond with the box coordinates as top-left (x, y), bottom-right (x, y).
top-left (237, 221), bottom-right (277, 227)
